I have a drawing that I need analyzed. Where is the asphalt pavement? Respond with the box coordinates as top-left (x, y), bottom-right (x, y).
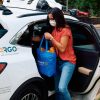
top-left (94, 24), bottom-right (100, 35)
top-left (96, 29), bottom-right (100, 35)
top-left (94, 24), bottom-right (100, 29)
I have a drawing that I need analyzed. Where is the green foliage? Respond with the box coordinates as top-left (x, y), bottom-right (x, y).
top-left (56, 0), bottom-right (66, 5)
top-left (56, 0), bottom-right (100, 17)
top-left (69, 0), bottom-right (100, 16)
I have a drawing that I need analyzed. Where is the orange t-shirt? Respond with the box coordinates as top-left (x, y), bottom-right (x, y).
top-left (52, 27), bottom-right (76, 64)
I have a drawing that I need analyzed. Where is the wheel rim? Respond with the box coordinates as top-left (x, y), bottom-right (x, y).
top-left (21, 93), bottom-right (39, 100)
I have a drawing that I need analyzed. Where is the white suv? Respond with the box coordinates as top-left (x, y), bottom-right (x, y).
top-left (0, 0), bottom-right (100, 100)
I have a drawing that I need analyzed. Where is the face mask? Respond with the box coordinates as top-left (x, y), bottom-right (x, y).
top-left (49, 20), bottom-right (56, 27)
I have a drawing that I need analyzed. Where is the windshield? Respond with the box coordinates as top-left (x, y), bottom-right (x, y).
top-left (0, 24), bottom-right (7, 39)
top-left (36, 0), bottom-right (51, 11)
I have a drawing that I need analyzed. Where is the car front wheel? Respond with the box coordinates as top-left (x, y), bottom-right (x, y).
top-left (10, 84), bottom-right (47, 100)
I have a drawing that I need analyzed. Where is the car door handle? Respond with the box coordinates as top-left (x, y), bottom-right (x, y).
top-left (78, 67), bottom-right (93, 76)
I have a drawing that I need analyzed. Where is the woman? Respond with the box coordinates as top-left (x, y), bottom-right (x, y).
top-left (44, 7), bottom-right (76, 100)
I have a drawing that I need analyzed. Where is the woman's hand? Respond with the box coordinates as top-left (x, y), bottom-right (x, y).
top-left (44, 32), bottom-right (53, 40)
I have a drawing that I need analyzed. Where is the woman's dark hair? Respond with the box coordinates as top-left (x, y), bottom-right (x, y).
top-left (48, 7), bottom-right (66, 30)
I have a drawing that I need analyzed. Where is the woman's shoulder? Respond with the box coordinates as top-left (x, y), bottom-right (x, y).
top-left (62, 25), bottom-right (71, 31)
top-left (60, 25), bottom-right (71, 36)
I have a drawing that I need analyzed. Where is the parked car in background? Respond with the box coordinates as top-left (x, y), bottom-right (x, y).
top-left (69, 9), bottom-right (89, 17)
top-left (0, 0), bottom-right (100, 100)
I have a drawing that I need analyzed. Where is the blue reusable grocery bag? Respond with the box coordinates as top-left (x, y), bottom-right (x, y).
top-left (37, 36), bottom-right (56, 77)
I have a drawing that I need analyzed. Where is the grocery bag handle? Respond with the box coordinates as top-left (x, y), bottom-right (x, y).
top-left (39, 36), bottom-right (48, 51)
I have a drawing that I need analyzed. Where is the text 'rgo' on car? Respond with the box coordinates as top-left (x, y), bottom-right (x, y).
top-left (0, 0), bottom-right (100, 100)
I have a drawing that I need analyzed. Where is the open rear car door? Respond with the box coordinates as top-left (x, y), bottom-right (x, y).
top-left (68, 21), bottom-right (100, 94)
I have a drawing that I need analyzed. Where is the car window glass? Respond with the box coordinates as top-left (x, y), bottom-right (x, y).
top-left (33, 22), bottom-right (49, 36)
top-left (68, 22), bottom-right (97, 51)
top-left (17, 27), bottom-right (31, 47)
top-left (10, 25), bottom-right (28, 45)
top-left (36, 0), bottom-right (51, 11)
top-left (69, 23), bottom-right (95, 45)
top-left (0, 24), bottom-right (8, 39)
top-left (16, 21), bottom-right (49, 47)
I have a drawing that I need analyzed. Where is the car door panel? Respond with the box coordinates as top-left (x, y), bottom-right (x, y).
top-left (67, 21), bottom-right (100, 93)
top-left (69, 45), bottom-right (99, 92)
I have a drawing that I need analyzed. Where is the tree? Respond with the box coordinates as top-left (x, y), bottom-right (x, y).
top-left (68, 0), bottom-right (100, 16)
top-left (56, 0), bottom-right (100, 16)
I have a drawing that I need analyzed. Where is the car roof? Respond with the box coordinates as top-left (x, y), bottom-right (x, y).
top-left (0, 7), bottom-right (45, 28)
top-left (3, 0), bottom-right (62, 10)
top-left (0, 6), bottom-right (78, 43)
top-left (0, 6), bottom-right (78, 29)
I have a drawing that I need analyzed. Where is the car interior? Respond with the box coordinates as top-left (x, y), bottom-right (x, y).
top-left (16, 20), bottom-right (100, 93)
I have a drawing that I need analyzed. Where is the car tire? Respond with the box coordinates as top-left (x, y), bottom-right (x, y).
top-left (10, 84), bottom-right (47, 100)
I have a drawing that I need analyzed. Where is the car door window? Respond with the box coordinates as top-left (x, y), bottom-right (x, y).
top-left (16, 27), bottom-right (32, 47)
top-left (0, 24), bottom-right (8, 39)
top-left (71, 24), bottom-right (95, 46)
top-left (16, 20), bottom-right (51, 47)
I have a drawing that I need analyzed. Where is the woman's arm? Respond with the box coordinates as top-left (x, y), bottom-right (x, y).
top-left (44, 33), bottom-right (69, 53)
